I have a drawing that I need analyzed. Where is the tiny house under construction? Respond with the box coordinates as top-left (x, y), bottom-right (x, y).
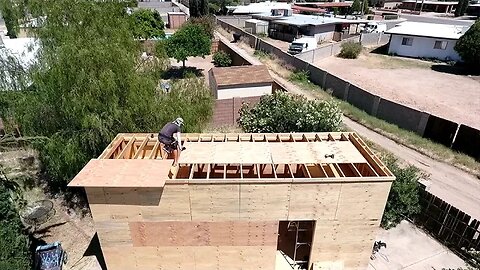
top-left (69, 132), bottom-right (395, 270)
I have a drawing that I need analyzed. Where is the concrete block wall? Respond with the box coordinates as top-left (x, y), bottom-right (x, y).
top-left (216, 17), bottom-right (480, 160)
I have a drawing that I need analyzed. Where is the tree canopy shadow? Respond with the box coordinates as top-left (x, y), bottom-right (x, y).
top-left (431, 64), bottom-right (480, 76)
top-left (162, 66), bottom-right (204, 80)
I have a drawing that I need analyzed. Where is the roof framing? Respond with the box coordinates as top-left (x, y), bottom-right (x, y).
top-left (97, 132), bottom-right (393, 181)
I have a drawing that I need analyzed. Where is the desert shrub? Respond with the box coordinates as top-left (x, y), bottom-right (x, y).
top-left (339, 41), bottom-right (362, 59)
top-left (381, 154), bottom-right (422, 229)
top-left (0, 180), bottom-right (31, 269)
top-left (212, 51), bottom-right (232, 67)
top-left (289, 70), bottom-right (310, 83)
top-left (238, 91), bottom-right (342, 133)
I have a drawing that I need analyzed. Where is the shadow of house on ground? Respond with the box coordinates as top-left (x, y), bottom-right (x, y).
top-left (83, 233), bottom-right (107, 270)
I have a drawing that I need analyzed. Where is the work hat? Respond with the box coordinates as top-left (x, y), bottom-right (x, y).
top-left (173, 117), bottom-right (184, 126)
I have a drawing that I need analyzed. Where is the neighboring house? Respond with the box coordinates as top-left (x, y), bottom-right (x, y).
top-left (400, 0), bottom-right (458, 13)
top-left (208, 65), bottom-right (273, 126)
top-left (253, 12), bottom-right (367, 42)
top-left (385, 22), bottom-right (469, 61)
top-left (68, 131), bottom-right (395, 270)
top-left (232, 1), bottom-right (292, 15)
top-left (467, 3), bottom-right (480, 17)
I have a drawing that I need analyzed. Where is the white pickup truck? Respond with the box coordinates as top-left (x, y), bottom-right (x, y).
top-left (287, 37), bottom-right (317, 55)
top-left (360, 22), bottom-right (387, 33)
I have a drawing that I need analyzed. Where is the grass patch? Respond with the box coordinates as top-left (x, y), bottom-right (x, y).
top-left (339, 101), bottom-right (480, 175)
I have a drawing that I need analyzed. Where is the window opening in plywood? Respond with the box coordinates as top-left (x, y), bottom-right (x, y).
top-left (277, 221), bottom-right (315, 270)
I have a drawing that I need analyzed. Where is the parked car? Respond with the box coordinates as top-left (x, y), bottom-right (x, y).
top-left (287, 37), bottom-right (317, 55)
top-left (360, 22), bottom-right (387, 33)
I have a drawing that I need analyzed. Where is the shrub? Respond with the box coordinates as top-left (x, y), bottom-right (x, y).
top-left (381, 154), bottom-right (422, 229)
top-left (238, 91), bottom-right (342, 133)
top-left (289, 70), bottom-right (310, 83)
top-left (455, 19), bottom-right (480, 71)
top-left (0, 179), bottom-right (31, 269)
top-left (339, 41), bottom-right (362, 59)
top-left (212, 51), bottom-right (232, 67)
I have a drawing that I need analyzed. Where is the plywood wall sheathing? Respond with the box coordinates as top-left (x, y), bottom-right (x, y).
top-left (140, 185), bottom-right (191, 221)
top-left (190, 184), bottom-right (240, 220)
top-left (129, 221), bottom-right (278, 247)
top-left (335, 182), bottom-right (392, 220)
top-left (96, 221), bottom-right (133, 247)
top-left (239, 184), bottom-right (290, 220)
top-left (288, 183), bottom-right (341, 220)
top-left (309, 220), bottom-right (379, 270)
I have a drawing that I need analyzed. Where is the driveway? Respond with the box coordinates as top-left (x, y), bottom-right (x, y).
top-left (368, 220), bottom-right (466, 270)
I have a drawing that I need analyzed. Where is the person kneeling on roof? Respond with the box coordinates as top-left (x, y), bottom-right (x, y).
top-left (158, 117), bottom-right (185, 166)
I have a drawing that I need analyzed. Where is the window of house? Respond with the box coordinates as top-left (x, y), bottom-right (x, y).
top-left (434, 40), bottom-right (448, 50)
top-left (401, 37), bottom-right (413, 46)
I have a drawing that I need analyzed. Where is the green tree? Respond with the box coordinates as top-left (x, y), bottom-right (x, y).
top-left (454, 0), bottom-right (468, 16)
top-left (189, 16), bottom-right (215, 38)
top-left (351, 0), bottom-right (362, 14)
top-left (238, 91), bottom-right (342, 133)
top-left (0, 0), bottom-right (20, 38)
top-left (455, 19), bottom-right (480, 70)
top-left (0, 176), bottom-right (31, 269)
top-left (165, 23), bottom-right (211, 68)
top-left (381, 155), bottom-right (422, 229)
top-left (130, 9), bottom-right (165, 40)
top-left (363, 0), bottom-right (370, 14)
top-left (189, 0), bottom-right (208, 17)
top-left (212, 51), bottom-right (232, 67)
top-left (2, 0), bottom-right (212, 188)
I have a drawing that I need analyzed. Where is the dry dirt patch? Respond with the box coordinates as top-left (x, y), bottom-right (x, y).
top-left (315, 53), bottom-right (480, 129)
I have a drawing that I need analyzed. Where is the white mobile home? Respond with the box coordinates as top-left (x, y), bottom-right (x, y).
top-left (385, 22), bottom-right (469, 62)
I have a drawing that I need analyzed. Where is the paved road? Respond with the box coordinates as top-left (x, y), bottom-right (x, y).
top-left (271, 72), bottom-right (480, 220)
top-left (380, 11), bottom-right (475, 26)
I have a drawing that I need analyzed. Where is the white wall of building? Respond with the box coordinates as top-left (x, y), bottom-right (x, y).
top-left (217, 85), bottom-right (272, 100)
top-left (306, 24), bottom-right (335, 43)
top-left (388, 34), bottom-right (462, 61)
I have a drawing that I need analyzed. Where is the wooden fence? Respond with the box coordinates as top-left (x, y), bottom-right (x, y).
top-left (415, 188), bottom-right (480, 260)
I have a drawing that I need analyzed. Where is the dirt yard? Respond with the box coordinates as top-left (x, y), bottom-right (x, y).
top-left (170, 55), bottom-right (214, 85)
top-left (315, 53), bottom-right (480, 129)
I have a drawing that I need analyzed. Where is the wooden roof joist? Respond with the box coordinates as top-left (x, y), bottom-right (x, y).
top-left (94, 132), bottom-right (393, 182)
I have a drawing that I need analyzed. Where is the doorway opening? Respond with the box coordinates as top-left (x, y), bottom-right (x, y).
top-left (277, 221), bottom-right (315, 269)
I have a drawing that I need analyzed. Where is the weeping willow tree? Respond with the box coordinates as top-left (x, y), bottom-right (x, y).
top-left (2, 0), bottom-right (213, 188)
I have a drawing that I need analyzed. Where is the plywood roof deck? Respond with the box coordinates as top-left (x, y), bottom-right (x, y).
top-left (75, 132), bottom-right (393, 186)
